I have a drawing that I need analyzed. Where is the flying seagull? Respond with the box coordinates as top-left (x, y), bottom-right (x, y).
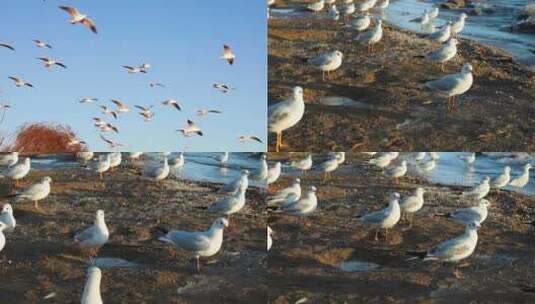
top-left (99, 135), bottom-right (122, 148)
top-left (197, 109), bottom-right (222, 116)
top-left (122, 65), bottom-right (147, 74)
top-left (221, 45), bottom-right (235, 65)
top-left (37, 57), bottom-right (67, 69)
top-left (178, 120), bottom-right (203, 137)
top-left (149, 82), bottom-right (165, 88)
top-left (59, 6), bottom-right (98, 34)
top-left (239, 135), bottom-right (263, 143)
top-left (0, 43), bottom-right (14, 51)
top-left (33, 39), bottom-right (52, 49)
top-left (79, 97), bottom-right (98, 104)
top-left (110, 99), bottom-right (131, 113)
top-left (213, 83), bottom-right (234, 93)
top-left (162, 99), bottom-right (181, 111)
top-left (8, 76), bottom-right (33, 88)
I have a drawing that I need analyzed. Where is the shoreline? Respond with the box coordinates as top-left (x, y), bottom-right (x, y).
top-left (268, 1), bottom-right (535, 151)
top-left (268, 152), bottom-right (535, 302)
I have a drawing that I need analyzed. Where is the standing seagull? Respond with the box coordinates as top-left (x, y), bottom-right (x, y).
top-left (428, 22), bottom-right (452, 43)
top-left (305, 51), bottom-right (343, 81)
top-left (207, 185), bottom-right (246, 224)
top-left (318, 154), bottom-right (339, 182)
top-left (358, 192), bottom-right (401, 242)
top-left (267, 178), bottom-right (301, 206)
top-left (74, 210), bottom-right (109, 258)
top-left (267, 162), bottom-right (282, 184)
top-left (462, 176), bottom-right (490, 200)
top-left (59, 6), bottom-right (98, 34)
top-left (81, 266), bottom-right (103, 304)
top-left (290, 154), bottom-right (313, 174)
top-left (451, 13), bottom-right (468, 35)
top-left (407, 222), bottom-right (480, 279)
top-left (385, 160), bottom-right (408, 184)
top-left (400, 188), bottom-right (425, 228)
top-left (0, 222), bottom-right (6, 254)
top-left (355, 19), bottom-right (383, 53)
top-left (419, 38), bottom-right (458, 72)
top-left (436, 199), bottom-right (490, 226)
top-left (0, 152), bottom-right (18, 167)
top-left (509, 164), bottom-right (532, 188)
top-left (268, 86), bottom-right (305, 152)
top-left (491, 166), bottom-right (511, 190)
top-left (458, 152), bottom-right (476, 165)
top-left (425, 63), bottom-right (473, 111)
top-left (221, 45), bottom-right (235, 65)
top-left (280, 186), bottom-right (318, 216)
top-left (1, 157), bottom-right (31, 186)
top-left (0, 204), bottom-right (16, 232)
top-left (158, 218), bottom-right (229, 272)
top-left (219, 170), bottom-right (249, 195)
top-left (143, 157), bottom-right (170, 182)
top-left (11, 176), bottom-right (52, 211)
top-left (92, 153), bottom-right (111, 179)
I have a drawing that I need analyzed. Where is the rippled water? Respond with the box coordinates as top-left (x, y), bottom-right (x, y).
top-left (412, 152), bottom-right (535, 196)
top-left (386, 0), bottom-right (535, 57)
top-left (29, 152), bottom-right (265, 188)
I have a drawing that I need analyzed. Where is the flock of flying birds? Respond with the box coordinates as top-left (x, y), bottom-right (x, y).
top-left (268, 0), bottom-right (474, 151)
top-left (0, 151), bottom-right (270, 302)
top-left (0, 5), bottom-right (263, 150)
top-left (267, 152), bottom-right (533, 278)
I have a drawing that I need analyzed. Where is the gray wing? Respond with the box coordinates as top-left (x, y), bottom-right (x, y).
top-left (308, 53), bottom-right (331, 67)
top-left (208, 196), bottom-right (235, 213)
top-left (166, 231), bottom-right (211, 251)
top-left (268, 101), bottom-right (291, 125)
top-left (75, 226), bottom-right (98, 242)
top-left (428, 236), bottom-right (470, 258)
top-left (20, 182), bottom-right (46, 197)
top-left (360, 208), bottom-right (388, 224)
top-left (426, 75), bottom-right (462, 92)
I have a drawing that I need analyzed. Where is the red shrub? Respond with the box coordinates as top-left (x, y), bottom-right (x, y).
top-left (5, 123), bottom-right (85, 153)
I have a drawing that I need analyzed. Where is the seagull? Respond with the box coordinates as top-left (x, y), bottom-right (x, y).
top-left (215, 152), bottom-right (229, 166)
top-left (99, 106), bottom-right (118, 119)
top-left (290, 155), bottom-right (313, 174)
top-left (239, 135), bottom-right (263, 143)
top-left (81, 266), bottom-right (103, 304)
top-left (451, 13), bottom-right (468, 35)
top-left (221, 45), bottom-right (235, 65)
top-left (420, 159), bottom-right (436, 172)
top-left (97, 123), bottom-right (119, 134)
top-left (0, 204), bottom-right (16, 232)
top-left (385, 160), bottom-right (408, 184)
top-left (170, 152), bottom-right (185, 169)
top-left (0, 152), bottom-right (18, 167)
top-left (74, 209), bottom-right (109, 258)
top-left (207, 186), bottom-right (246, 221)
top-left (419, 38), bottom-right (458, 72)
top-left (219, 170), bottom-right (249, 195)
top-left (37, 57), bottom-right (67, 69)
top-left (76, 151), bottom-right (94, 164)
top-left (91, 153), bottom-right (111, 179)
top-left (267, 227), bottom-right (273, 251)
top-left (122, 66), bottom-right (147, 74)
top-left (135, 105), bottom-right (155, 121)
top-left (8, 76), bottom-right (33, 88)
top-left (355, 19), bottom-right (383, 53)
top-left (428, 22), bottom-right (452, 43)
top-left (140, 63), bottom-right (151, 72)
top-left (0, 222), bottom-right (6, 253)
top-left (1, 157), bottom-right (30, 186)
top-left (0, 42), bottom-right (14, 51)
top-left (80, 97), bottom-right (98, 104)
top-left (178, 120), bottom-right (203, 137)
top-left (252, 154), bottom-right (269, 181)
top-left (335, 152), bottom-right (345, 165)
top-left (59, 6), bottom-right (98, 34)
top-left (304, 50), bottom-right (343, 80)
top-left (356, 0), bottom-right (377, 13)
top-left (267, 177), bottom-right (301, 206)
top-left (369, 152), bottom-right (399, 168)
top-left (329, 4), bottom-right (340, 20)
top-left (340, 2), bottom-right (356, 16)
top-left (149, 82), bottom-right (165, 88)
top-left (108, 152), bottom-right (122, 171)
top-left (400, 188), bottom-right (425, 228)
top-left (414, 152), bottom-right (426, 161)
top-left (213, 83), bottom-right (235, 93)
top-left (410, 10), bottom-right (431, 25)
top-left (267, 162), bottom-right (282, 184)
top-left (143, 157), bottom-right (169, 182)
top-left (158, 217), bottom-right (228, 272)
top-left (458, 152), bottom-right (476, 165)
top-left (67, 137), bottom-right (86, 147)
top-left (376, 0), bottom-right (390, 10)
top-left (408, 222), bottom-right (479, 278)
top-left (509, 164), bottom-right (532, 188)
top-left (11, 176), bottom-right (51, 211)
top-left (306, 0), bottom-right (325, 13)
top-left (110, 99), bottom-right (131, 113)
top-left (436, 199), bottom-right (490, 226)
top-left (99, 135), bottom-right (123, 149)
top-left (358, 192), bottom-right (401, 242)
top-left (268, 86), bottom-right (305, 152)
top-left (318, 155), bottom-right (339, 182)
top-left (162, 99), bottom-right (181, 111)
top-left (33, 39), bottom-right (52, 49)
top-left (345, 12), bottom-right (371, 31)
top-left (197, 109), bottom-right (222, 116)
top-left (280, 186), bottom-right (318, 216)
top-left (462, 176), bottom-right (490, 200)
top-left (491, 166), bottom-right (511, 189)
top-left (428, 7), bottom-right (439, 19)
top-left (425, 63), bottom-right (473, 111)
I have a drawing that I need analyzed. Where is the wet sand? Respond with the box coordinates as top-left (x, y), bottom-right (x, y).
top-left (268, 152), bottom-right (535, 303)
top-left (268, 1), bottom-right (535, 151)
top-left (0, 159), bottom-right (267, 303)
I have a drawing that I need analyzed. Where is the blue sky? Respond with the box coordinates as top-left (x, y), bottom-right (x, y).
top-left (0, 0), bottom-right (266, 152)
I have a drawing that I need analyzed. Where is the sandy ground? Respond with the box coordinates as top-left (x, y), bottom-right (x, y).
top-left (268, 1), bottom-right (535, 151)
top-left (0, 158), bottom-right (267, 303)
top-left (268, 152), bottom-right (535, 303)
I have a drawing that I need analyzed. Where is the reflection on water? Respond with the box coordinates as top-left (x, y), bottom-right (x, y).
top-left (412, 152), bottom-right (535, 196)
top-left (30, 153), bottom-right (265, 188)
top-left (338, 260), bottom-right (380, 272)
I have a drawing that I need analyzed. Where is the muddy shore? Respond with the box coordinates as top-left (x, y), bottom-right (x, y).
top-left (0, 159), bottom-right (267, 303)
top-left (268, 152), bottom-right (535, 303)
top-left (268, 1), bottom-right (535, 151)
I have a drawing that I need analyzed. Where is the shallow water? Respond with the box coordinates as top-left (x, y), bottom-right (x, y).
top-left (337, 260), bottom-right (380, 272)
top-left (387, 0), bottom-right (535, 58)
top-left (30, 152), bottom-right (266, 188)
top-left (411, 152), bottom-right (535, 196)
